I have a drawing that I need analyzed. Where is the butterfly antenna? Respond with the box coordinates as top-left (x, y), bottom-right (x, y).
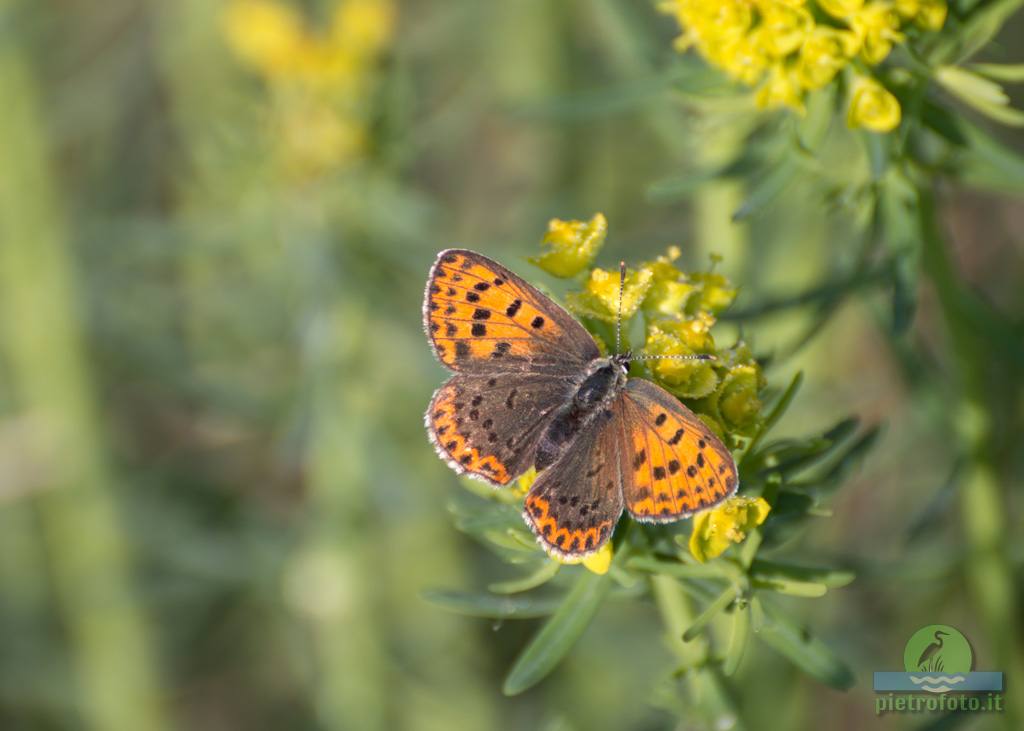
top-left (615, 260), bottom-right (626, 355)
top-left (632, 353), bottom-right (717, 362)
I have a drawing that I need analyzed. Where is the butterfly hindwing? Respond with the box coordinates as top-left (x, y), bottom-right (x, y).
top-left (426, 372), bottom-right (573, 486)
top-left (423, 249), bottom-right (600, 374)
top-left (523, 406), bottom-right (625, 558)
top-left (620, 379), bottom-right (738, 522)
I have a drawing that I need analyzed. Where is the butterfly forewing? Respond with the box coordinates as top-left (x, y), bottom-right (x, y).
top-left (523, 407), bottom-right (625, 558)
top-left (620, 380), bottom-right (738, 522)
top-left (426, 372), bottom-right (574, 486)
top-left (423, 249), bottom-right (600, 374)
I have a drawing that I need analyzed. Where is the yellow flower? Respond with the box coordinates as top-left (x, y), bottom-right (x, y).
top-left (710, 364), bottom-right (765, 435)
top-left (554, 541), bottom-right (614, 574)
top-left (914, 0), bottom-right (947, 30)
top-left (755, 63), bottom-right (805, 112)
top-left (530, 213), bottom-right (608, 278)
top-left (847, 76), bottom-right (902, 132)
top-left (689, 496), bottom-right (771, 563)
top-left (753, 1), bottom-right (813, 58)
top-left (512, 467), bottom-right (537, 498)
top-left (849, 2), bottom-right (905, 64)
top-left (817, 0), bottom-right (865, 19)
top-left (686, 271), bottom-right (737, 315)
top-left (332, 0), bottom-right (396, 57)
top-left (278, 98), bottom-right (365, 175)
top-left (643, 318), bottom-right (719, 399)
top-left (223, 0), bottom-right (307, 79)
top-left (641, 247), bottom-right (697, 317)
top-left (797, 27), bottom-right (858, 90)
top-left (566, 266), bottom-right (653, 323)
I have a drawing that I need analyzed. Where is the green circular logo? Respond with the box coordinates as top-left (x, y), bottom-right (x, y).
top-left (903, 625), bottom-right (972, 674)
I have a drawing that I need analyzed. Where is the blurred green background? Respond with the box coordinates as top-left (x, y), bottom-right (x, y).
top-left (0, 1), bottom-right (1021, 730)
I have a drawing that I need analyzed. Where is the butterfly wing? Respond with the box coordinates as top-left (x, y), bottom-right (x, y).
top-left (426, 372), bottom-right (573, 486)
top-left (523, 407), bottom-right (625, 558)
top-left (423, 249), bottom-right (600, 374)
top-left (619, 379), bottom-right (738, 522)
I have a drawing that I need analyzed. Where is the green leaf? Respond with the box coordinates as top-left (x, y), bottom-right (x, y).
top-left (802, 426), bottom-right (881, 496)
top-left (502, 566), bottom-right (613, 695)
top-left (489, 561), bottom-right (561, 594)
top-left (929, 0), bottom-right (1024, 64)
top-left (891, 252), bottom-right (918, 334)
top-left (758, 417), bottom-right (859, 478)
top-left (683, 585), bottom-right (737, 642)
top-left (754, 599), bottom-right (855, 689)
top-left (732, 158), bottom-right (798, 221)
top-left (722, 600), bottom-right (750, 676)
top-left (739, 371), bottom-right (802, 467)
top-left (750, 559), bottom-right (856, 589)
top-left (421, 589), bottom-right (562, 619)
top-left (970, 62), bottom-right (1024, 82)
top-left (627, 556), bottom-right (733, 580)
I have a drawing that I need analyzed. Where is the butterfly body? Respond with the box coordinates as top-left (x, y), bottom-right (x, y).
top-left (423, 249), bottom-right (738, 559)
top-left (535, 355), bottom-right (627, 471)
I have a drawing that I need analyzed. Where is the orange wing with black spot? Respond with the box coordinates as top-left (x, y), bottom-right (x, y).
top-left (522, 407), bottom-right (625, 559)
top-left (618, 379), bottom-right (738, 522)
top-left (423, 249), bottom-right (600, 374)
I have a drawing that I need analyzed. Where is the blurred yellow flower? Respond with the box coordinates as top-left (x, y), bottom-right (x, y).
top-left (755, 63), bottom-right (805, 112)
top-left (847, 76), bottom-right (902, 132)
top-left (797, 27), bottom-right (857, 90)
top-left (223, 0), bottom-right (306, 79)
top-left (567, 266), bottom-right (653, 323)
top-left (895, 0), bottom-right (947, 30)
top-left (753, 2), bottom-right (813, 58)
top-left (222, 0), bottom-right (394, 177)
top-left (689, 496), bottom-right (771, 563)
top-left (849, 2), bottom-right (904, 64)
top-left (530, 213), bottom-right (608, 278)
top-left (662, 0), bottom-right (943, 131)
top-left (817, 0), bottom-right (864, 19)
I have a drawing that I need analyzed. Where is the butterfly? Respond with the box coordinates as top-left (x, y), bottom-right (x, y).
top-left (423, 249), bottom-right (738, 559)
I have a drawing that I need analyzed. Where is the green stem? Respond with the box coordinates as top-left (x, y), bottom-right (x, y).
top-left (650, 574), bottom-right (745, 730)
top-left (0, 34), bottom-right (168, 731)
top-left (917, 185), bottom-right (1023, 729)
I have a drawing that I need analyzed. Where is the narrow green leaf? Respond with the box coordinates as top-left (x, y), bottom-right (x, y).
top-left (627, 556), bottom-right (732, 580)
top-left (722, 600), bottom-right (750, 676)
top-left (421, 589), bottom-right (561, 619)
top-left (923, 99), bottom-right (1024, 193)
top-left (502, 567), bottom-right (613, 695)
top-left (751, 578), bottom-right (827, 597)
top-left (740, 371), bottom-right (803, 467)
top-left (761, 418), bottom-right (859, 477)
top-left (683, 586), bottom-right (736, 642)
top-left (489, 561), bottom-right (561, 594)
top-left (970, 62), bottom-right (1024, 82)
top-left (732, 159), bottom-right (798, 221)
top-left (755, 600), bottom-right (855, 689)
top-left (750, 559), bottom-right (855, 589)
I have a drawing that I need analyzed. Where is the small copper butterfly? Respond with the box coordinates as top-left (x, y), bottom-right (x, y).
top-left (423, 249), bottom-right (738, 559)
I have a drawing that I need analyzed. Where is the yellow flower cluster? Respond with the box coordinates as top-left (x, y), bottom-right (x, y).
top-left (689, 496), bottom-right (771, 563)
top-left (222, 0), bottom-right (394, 176)
top-left (660, 0), bottom-right (947, 132)
top-left (533, 214), bottom-right (765, 440)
